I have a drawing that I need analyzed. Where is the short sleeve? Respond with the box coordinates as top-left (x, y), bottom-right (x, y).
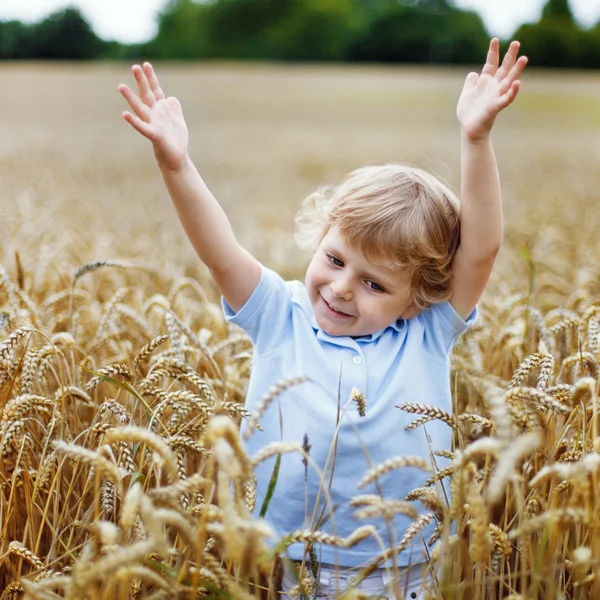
top-left (418, 300), bottom-right (477, 355)
top-left (221, 265), bottom-right (292, 355)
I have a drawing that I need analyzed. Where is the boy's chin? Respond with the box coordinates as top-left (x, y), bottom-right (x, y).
top-left (316, 317), bottom-right (366, 338)
top-left (315, 316), bottom-right (348, 336)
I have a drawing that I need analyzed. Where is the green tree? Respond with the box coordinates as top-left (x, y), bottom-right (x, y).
top-left (204, 0), bottom-right (292, 59)
top-left (348, 1), bottom-right (489, 64)
top-left (580, 24), bottom-right (600, 69)
top-left (542, 0), bottom-right (575, 22)
top-left (261, 0), bottom-right (364, 61)
top-left (515, 20), bottom-right (582, 67)
top-left (101, 41), bottom-right (145, 61)
top-left (0, 21), bottom-right (30, 59)
top-left (148, 0), bottom-right (364, 61)
top-left (142, 0), bottom-right (210, 59)
top-left (29, 8), bottom-right (104, 59)
top-left (515, 0), bottom-right (582, 68)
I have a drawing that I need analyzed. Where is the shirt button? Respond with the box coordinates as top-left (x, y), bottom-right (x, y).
top-left (353, 356), bottom-right (362, 364)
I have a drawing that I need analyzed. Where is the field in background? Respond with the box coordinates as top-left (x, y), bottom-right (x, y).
top-left (2, 63), bottom-right (600, 294)
top-left (2, 64), bottom-right (600, 598)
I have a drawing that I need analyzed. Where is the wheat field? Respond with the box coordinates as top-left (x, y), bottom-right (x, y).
top-left (2, 62), bottom-right (600, 599)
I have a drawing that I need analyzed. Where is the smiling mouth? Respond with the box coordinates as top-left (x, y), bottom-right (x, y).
top-left (321, 295), bottom-right (353, 318)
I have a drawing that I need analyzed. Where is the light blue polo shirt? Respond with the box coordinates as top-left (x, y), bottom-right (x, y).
top-left (223, 265), bottom-right (476, 567)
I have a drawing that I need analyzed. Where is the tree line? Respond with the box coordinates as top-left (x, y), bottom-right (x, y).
top-left (1, 0), bottom-right (599, 68)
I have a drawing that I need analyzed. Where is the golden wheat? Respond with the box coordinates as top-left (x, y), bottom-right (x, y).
top-left (4, 65), bottom-right (600, 599)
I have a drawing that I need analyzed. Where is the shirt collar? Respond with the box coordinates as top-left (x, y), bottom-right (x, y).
top-left (289, 281), bottom-right (406, 345)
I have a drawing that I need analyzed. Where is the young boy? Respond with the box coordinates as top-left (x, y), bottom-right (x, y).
top-left (119, 38), bottom-right (526, 599)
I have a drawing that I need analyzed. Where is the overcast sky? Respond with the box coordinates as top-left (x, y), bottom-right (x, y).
top-left (0, 0), bottom-right (599, 44)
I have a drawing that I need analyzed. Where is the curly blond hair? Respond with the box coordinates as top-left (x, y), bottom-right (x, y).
top-left (294, 164), bottom-right (460, 313)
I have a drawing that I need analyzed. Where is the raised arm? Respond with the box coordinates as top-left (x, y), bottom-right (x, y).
top-left (450, 39), bottom-right (527, 319)
top-left (118, 63), bottom-right (260, 312)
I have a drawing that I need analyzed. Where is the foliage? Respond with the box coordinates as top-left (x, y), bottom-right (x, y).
top-left (0, 21), bottom-right (30, 59)
top-left (1, 0), bottom-right (600, 68)
top-left (145, 0), bottom-right (364, 61)
top-left (514, 20), bottom-right (583, 68)
top-left (347, 1), bottom-right (489, 63)
top-left (513, 0), bottom-right (584, 68)
top-left (542, 0), bottom-right (575, 22)
top-left (0, 8), bottom-right (105, 60)
top-left (252, 0), bottom-right (364, 61)
top-left (142, 0), bottom-right (211, 60)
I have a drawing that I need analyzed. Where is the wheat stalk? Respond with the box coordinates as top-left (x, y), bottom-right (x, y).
top-left (243, 376), bottom-right (308, 440)
top-left (358, 456), bottom-right (431, 489)
top-left (103, 426), bottom-right (179, 482)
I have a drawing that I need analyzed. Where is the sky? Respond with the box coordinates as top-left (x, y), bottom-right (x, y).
top-left (0, 0), bottom-right (599, 44)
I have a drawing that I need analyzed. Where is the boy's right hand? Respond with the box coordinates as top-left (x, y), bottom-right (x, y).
top-left (118, 63), bottom-right (188, 174)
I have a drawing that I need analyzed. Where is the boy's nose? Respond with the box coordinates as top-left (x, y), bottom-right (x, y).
top-left (330, 279), bottom-right (353, 301)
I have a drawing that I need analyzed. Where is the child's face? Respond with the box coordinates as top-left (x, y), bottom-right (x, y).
top-left (305, 226), bottom-right (414, 337)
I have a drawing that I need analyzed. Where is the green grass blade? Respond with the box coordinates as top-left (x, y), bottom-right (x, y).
top-left (80, 364), bottom-right (153, 422)
top-left (259, 452), bottom-right (282, 518)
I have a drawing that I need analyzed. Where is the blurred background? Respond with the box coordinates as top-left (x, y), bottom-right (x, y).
top-left (1, 0), bottom-right (600, 307)
top-left (1, 0), bottom-right (600, 67)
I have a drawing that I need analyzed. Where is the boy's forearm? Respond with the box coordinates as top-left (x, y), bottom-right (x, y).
top-left (159, 155), bottom-right (241, 271)
top-left (459, 134), bottom-right (503, 261)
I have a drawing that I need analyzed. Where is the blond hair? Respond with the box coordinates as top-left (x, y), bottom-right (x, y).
top-left (294, 164), bottom-right (460, 313)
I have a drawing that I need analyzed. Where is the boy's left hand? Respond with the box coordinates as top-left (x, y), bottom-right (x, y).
top-left (457, 38), bottom-right (527, 141)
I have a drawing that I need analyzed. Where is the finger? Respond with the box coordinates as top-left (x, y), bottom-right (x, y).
top-left (118, 84), bottom-right (151, 121)
top-left (498, 55), bottom-right (528, 97)
top-left (481, 38), bottom-right (499, 77)
top-left (497, 81), bottom-right (521, 111)
top-left (507, 55), bottom-right (528, 86)
top-left (122, 111), bottom-right (156, 140)
top-left (496, 40), bottom-right (520, 80)
top-left (462, 71), bottom-right (479, 94)
top-left (132, 65), bottom-right (156, 107)
top-left (143, 62), bottom-right (166, 101)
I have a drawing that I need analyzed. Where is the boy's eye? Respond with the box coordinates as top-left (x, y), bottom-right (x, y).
top-left (328, 254), bottom-right (344, 267)
top-left (366, 280), bottom-right (384, 293)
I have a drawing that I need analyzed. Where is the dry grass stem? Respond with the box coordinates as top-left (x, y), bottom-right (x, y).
top-left (5, 65), bottom-right (600, 599)
top-left (358, 456), bottom-right (431, 489)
